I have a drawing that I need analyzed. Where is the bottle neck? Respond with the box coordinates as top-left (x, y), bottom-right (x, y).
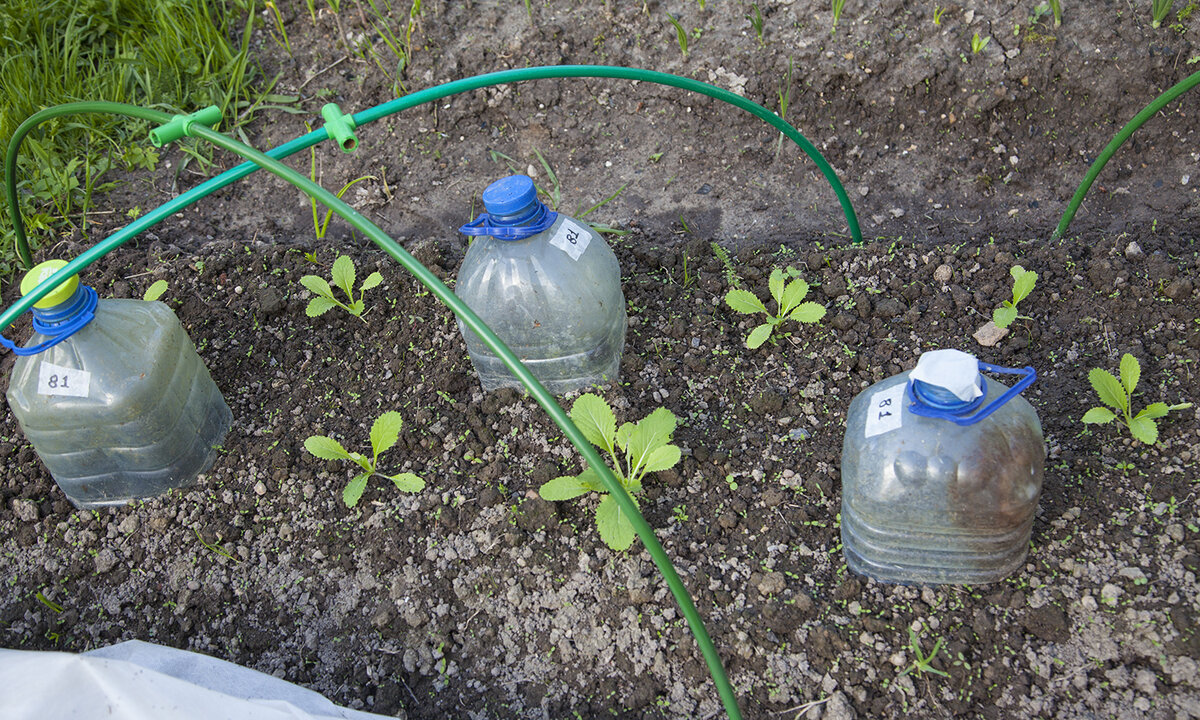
top-left (489, 199), bottom-right (550, 228)
top-left (32, 285), bottom-right (93, 329)
top-left (909, 376), bottom-right (985, 415)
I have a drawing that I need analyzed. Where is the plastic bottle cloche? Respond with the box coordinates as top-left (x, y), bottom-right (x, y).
top-left (5, 260), bottom-right (232, 508)
top-left (840, 349), bottom-right (1045, 585)
top-left (454, 175), bottom-right (627, 394)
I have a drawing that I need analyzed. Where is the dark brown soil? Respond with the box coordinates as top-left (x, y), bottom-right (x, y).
top-left (3, 2), bottom-right (1200, 719)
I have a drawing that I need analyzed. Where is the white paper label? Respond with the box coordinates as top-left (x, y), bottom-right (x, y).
top-left (38, 362), bottom-right (90, 398)
top-left (549, 218), bottom-right (590, 261)
top-left (863, 383), bottom-right (905, 438)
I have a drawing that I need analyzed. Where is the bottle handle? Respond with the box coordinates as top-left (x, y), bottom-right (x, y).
top-left (0, 286), bottom-right (98, 357)
top-left (458, 210), bottom-right (558, 240)
top-left (906, 361), bottom-right (1036, 426)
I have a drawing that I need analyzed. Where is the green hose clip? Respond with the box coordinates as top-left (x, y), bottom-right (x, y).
top-left (148, 105), bottom-right (223, 147)
top-left (321, 103), bottom-right (358, 153)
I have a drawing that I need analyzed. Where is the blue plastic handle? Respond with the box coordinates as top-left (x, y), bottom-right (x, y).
top-left (458, 210), bottom-right (557, 240)
top-left (906, 361), bottom-right (1037, 426)
top-left (0, 286), bottom-right (98, 357)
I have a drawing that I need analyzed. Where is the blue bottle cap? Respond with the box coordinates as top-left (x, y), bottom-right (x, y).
top-left (482, 175), bottom-right (538, 218)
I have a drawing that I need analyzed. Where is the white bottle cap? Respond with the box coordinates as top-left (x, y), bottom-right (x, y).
top-left (910, 349), bottom-right (982, 402)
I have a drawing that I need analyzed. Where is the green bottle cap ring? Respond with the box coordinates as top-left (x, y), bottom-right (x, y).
top-left (21, 260), bottom-right (79, 309)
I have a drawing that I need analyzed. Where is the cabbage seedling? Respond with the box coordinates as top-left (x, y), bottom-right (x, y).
top-left (1082, 353), bottom-right (1191, 445)
top-left (539, 394), bottom-right (680, 551)
top-left (992, 265), bottom-right (1037, 329)
top-left (304, 411), bottom-right (425, 507)
top-left (300, 254), bottom-right (382, 320)
top-left (725, 266), bottom-right (826, 349)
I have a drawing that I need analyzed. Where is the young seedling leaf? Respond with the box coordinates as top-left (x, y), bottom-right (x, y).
top-left (1139, 402), bottom-right (1171, 420)
top-left (386, 472), bottom-right (425, 493)
top-left (1081, 407), bottom-right (1117, 424)
top-left (746, 323), bottom-right (773, 349)
top-left (768, 268), bottom-right (785, 307)
top-left (360, 271), bottom-right (383, 291)
top-left (993, 305), bottom-right (1017, 329)
top-left (615, 422), bottom-right (635, 453)
top-left (570, 394), bottom-right (616, 451)
top-left (1128, 416), bottom-right (1158, 445)
top-left (577, 467), bottom-right (607, 492)
top-left (332, 255), bottom-right (356, 295)
top-left (143, 280), bottom-right (168, 302)
top-left (300, 275), bottom-right (333, 297)
top-left (540, 474), bottom-right (598, 501)
top-left (626, 408), bottom-right (677, 475)
top-left (343, 472), bottom-right (370, 507)
top-left (779, 278), bottom-right (810, 315)
top-left (370, 411), bottom-right (405, 457)
top-left (304, 435), bottom-right (350, 460)
top-left (642, 444), bottom-right (681, 474)
top-left (596, 494), bottom-right (636, 551)
top-left (306, 297), bottom-right (337, 317)
top-left (789, 302), bottom-right (826, 323)
top-left (1011, 266), bottom-right (1037, 303)
top-left (725, 289), bottom-right (768, 315)
top-left (1088, 368), bottom-right (1127, 412)
top-left (1119, 353), bottom-right (1140, 397)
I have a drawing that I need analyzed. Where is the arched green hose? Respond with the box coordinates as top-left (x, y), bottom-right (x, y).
top-left (7, 65), bottom-right (862, 268)
top-left (3, 103), bottom-right (746, 720)
top-left (1054, 67), bottom-right (1200, 239)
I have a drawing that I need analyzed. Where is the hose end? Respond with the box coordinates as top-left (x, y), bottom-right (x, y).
top-left (321, 103), bottom-right (358, 153)
top-left (149, 105), bottom-right (223, 147)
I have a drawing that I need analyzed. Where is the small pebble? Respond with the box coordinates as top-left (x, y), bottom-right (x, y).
top-left (94, 548), bottom-right (118, 574)
top-left (934, 264), bottom-right (953, 284)
top-left (12, 499), bottom-right (38, 523)
top-left (973, 321), bottom-right (1009, 347)
top-left (1124, 241), bottom-right (1144, 259)
top-left (254, 481), bottom-right (267, 496)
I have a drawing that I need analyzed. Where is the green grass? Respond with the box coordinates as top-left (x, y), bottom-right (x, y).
top-left (0, 0), bottom-right (274, 275)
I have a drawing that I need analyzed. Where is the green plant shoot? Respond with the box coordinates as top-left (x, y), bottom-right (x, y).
top-left (300, 255), bottom-right (382, 320)
top-left (143, 280), bottom-right (168, 302)
top-left (747, 4), bottom-right (764, 45)
top-left (992, 265), bottom-right (1037, 329)
top-left (1046, 0), bottom-right (1062, 26)
top-left (666, 14), bottom-right (689, 57)
top-left (308, 141), bottom-right (375, 240)
top-left (539, 395), bottom-right (681, 551)
top-left (1153, 0), bottom-right (1175, 27)
top-left (897, 626), bottom-right (951, 681)
top-left (971, 31), bottom-right (990, 53)
top-left (304, 412), bottom-right (425, 507)
top-left (831, 0), bottom-right (847, 33)
top-left (725, 267), bottom-right (826, 349)
top-left (1082, 354), bottom-right (1191, 445)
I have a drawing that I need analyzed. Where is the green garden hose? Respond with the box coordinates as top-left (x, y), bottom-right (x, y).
top-left (2, 101), bottom-right (746, 720)
top-left (1054, 67), bottom-right (1200, 239)
top-left (7, 65), bottom-right (862, 269)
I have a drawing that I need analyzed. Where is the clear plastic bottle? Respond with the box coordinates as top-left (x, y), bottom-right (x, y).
top-left (455, 175), bottom-right (627, 394)
top-left (840, 349), bottom-right (1044, 585)
top-left (5, 260), bottom-right (232, 508)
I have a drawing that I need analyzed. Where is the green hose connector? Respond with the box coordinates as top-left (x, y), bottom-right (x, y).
top-left (148, 105), bottom-right (223, 147)
top-left (321, 103), bottom-right (358, 153)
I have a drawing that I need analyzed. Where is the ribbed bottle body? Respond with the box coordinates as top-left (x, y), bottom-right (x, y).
top-left (455, 214), bottom-right (626, 394)
top-left (841, 372), bottom-right (1044, 584)
top-left (7, 300), bottom-right (231, 508)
